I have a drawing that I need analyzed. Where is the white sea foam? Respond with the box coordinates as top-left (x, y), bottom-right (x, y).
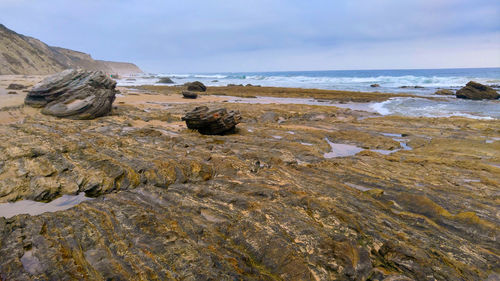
top-left (371, 98), bottom-right (499, 120)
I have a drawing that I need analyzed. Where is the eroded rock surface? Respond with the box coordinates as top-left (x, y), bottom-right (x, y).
top-left (456, 81), bottom-right (499, 100)
top-left (25, 69), bottom-right (117, 119)
top-left (182, 106), bottom-right (241, 135)
top-left (0, 86), bottom-right (499, 280)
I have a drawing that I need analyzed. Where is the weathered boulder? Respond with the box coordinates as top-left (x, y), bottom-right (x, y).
top-left (186, 81), bottom-right (207, 92)
top-left (182, 91), bottom-right (198, 99)
top-left (435, 89), bottom-right (454, 96)
top-left (370, 84), bottom-right (380, 88)
top-left (456, 81), bottom-right (499, 100)
top-left (158, 77), bottom-right (174, 84)
top-left (182, 106), bottom-right (241, 135)
top-left (7, 83), bottom-right (27, 90)
top-left (25, 69), bottom-right (118, 119)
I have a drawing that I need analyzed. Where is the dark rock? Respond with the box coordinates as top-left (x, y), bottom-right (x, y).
top-left (399, 86), bottom-right (424, 89)
top-left (456, 81), bottom-right (500, 100)
top-left (7, 91), bottom-right (18, 95)
top-left (186, 81), bottom-right (207, 92)
top-left (434, 89), bottom-right (454, 96)
top-left (7, 83), bottom-right (27, 90)
top-left (370, 84), bottom-right (380, 88)
top-left (182, 91), bottom-right (198, 99)
top-left (158, 77), bottom-right (174, 84)
top-left (211, 80), bottom-right (219, 82)
top-left (182, 106), bottom-right (241, 135)
top-left (25, 69), bottom-right (118, 119)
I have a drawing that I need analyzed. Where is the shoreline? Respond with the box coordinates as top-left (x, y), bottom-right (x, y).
top-left (0, 74), bottom-right (499, 279)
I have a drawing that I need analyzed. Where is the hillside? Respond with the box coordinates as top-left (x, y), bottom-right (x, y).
top-left (0, 24), bottom-right (142, 75)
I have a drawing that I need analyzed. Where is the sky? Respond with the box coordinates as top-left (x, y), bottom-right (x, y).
top-left (1, 0), bottom-right (499, 73)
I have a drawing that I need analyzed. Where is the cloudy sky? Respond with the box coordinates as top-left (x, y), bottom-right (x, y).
top-left (1, 0), bottom-right (499, 72)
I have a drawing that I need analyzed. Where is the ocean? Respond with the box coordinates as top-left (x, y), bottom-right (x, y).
top-left (117, 67), bottom-right (500, 119)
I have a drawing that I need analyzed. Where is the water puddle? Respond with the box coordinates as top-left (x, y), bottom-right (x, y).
top-left (287, 131), bottom-right (295, 135)
top-left (272, 135), bottom-right (283, 139)
top-left (301, 142), bottom-right (313, 146)
top-left (485, 137), bottom-right (500, 144)
top-left (345, 183), bottom-right (372, 191)
top-left (324, 138), bottom-right (364, 158)
top-left (0, 193), bottom-right (93, 218)
top-left (324, 136), bottom-right (412, 158)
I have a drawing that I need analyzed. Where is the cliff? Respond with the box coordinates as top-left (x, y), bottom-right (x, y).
top-left (0, 24), bottom-right (142, 75)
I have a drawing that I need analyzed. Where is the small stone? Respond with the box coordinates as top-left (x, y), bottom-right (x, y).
top-left (7, 83), bottom-right (27, 90)
top-left (158, 77), bottom-right (174, 84)
top-left (182, 91), bottom-right (198, 99)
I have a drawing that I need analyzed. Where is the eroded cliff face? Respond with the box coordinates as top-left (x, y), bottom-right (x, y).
top-left (0, 84), bottom-right (499, 280)
top-left (0, 24), bottom-right (142, 75)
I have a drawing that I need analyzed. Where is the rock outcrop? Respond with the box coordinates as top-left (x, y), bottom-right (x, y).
top-left (25, 69), bottom-right (117, 119)
top-left (456, 81), bottom-right (500, 100)
top-left (0, 24), bottom-right (142, 75)
top-left (182, 91), bottom-right (198, 99)
top-left (370, 84), bottom-right (380, 88)
top-left (186, 81), bottom-right (207, 92)
top-left (182, 106), bottom-right (241, 135)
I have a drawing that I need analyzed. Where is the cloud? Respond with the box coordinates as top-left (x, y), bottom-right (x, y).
top-left (0, 0), bottom-right (499, 72)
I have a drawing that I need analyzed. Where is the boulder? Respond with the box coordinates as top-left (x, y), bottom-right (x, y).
top-left (186, 81), bottom-right (207, 92)
top-left (182, 91), bottom-right (198, 99)
top-left (182, 106), bottom-right (241, 135)
top-left (7, 83), bottom-right (27, 90)
top-left (158, 77), bottom-right (174, 84)
top-left (25, 69), bottom-right (118, 119)
top-left (370, 84), bottom-right (380, 88)
top-left (456, 81), bottom-right (500, 100)
top-left (434, 89), bottom-right (454, 96)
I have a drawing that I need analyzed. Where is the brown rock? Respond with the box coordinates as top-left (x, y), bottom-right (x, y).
top-left (158, 77), bottom-right (174, 84)
top-left (370, 84), bottom-right (380, 88)
top-left (456, 81), bottom-right (500, 100)
top-left (182, 91), bottom-right (198, 99)
top-left (186, 81), bottom-right (207, 92)
top-left (182, 106), bottom-right (241, 135)
top-left (7, 83), bottom-right (26, 90)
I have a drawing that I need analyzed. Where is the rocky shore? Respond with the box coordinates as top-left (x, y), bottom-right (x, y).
top-left (0, 75), bottom-right (499, 280)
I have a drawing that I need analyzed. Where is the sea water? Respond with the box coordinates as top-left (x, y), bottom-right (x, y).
top-left (117, 68), bottom-right (500, 119)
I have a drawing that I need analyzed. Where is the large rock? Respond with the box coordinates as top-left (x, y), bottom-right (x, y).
top-left (456, 81), bottom-right (499, 100)
top-left (186, 81), bottom-right (207, 92)
top-left (25, 69), bottom-right (118, 119)
top-left (182, 106), bottom-right (241, 135)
